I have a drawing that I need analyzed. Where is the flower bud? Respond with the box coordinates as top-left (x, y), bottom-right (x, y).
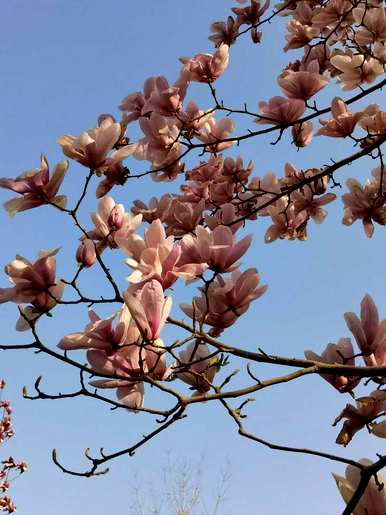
top-left (76, 239), bottom-right (97, 268)
top-left (108, 204), bottom-right (125, 230)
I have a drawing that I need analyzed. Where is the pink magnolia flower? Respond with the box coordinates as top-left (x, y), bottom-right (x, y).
top-left (134, 112), bottom-right (182, 174)
top-left (284, 20), bottom-right (319, 51)
top-left (232, 0), bottom-right (270, 26)
top-left (87, 196), bottom-right (142, 251)
top-left (278, 60), bottom-right (328, 100)
top-left (331, 54), bottom-right (384, 91)
top-left (342, 178), bottom-right (386, 238)
top-left (95, 145), bottom-right (135, 198)
top-left (90, 379), bottom-right (145, 410)
top-left (179, 225), bottom-right (252, 273)
top-left (209, 16), bottom-right (239, 47)
top-left (124, 280), bottom-right (172, 341)
top-left (344, 294), bottom-right (386, 365)
top-left (205, 203), bottom-right (244, 234)
top-left (291, 121), bottom-right (313, 147)
top-left (58, 116), bottom-right (134, 170)
top-left (353, 5), bottom-right (386, 46)
top-left (333, 390), bottom-right (386, 445)
top-left (317, 97), bottom-right (362, 137)
top-left (116, 219), bottom-right (208, 289)
top-left (76, 239), bottom-right (97, 268)
top-left (0, 249), bottom-right (63, 310)
top-left (333, 459), bottom-right (386, 514)
top-left (264, 201), bottom-right (308, 243)
top-left (164, 199), bottom-right (205, 237)
top-left (180, 44), bottom-right (229, 83)
top-left (131, 194), bottom-right (174, 224)
top-left (304, 338), bottom-right (360, 392)
top-left (256, 96), bottom-right (306, 125)
top-left (181, 268), bottom-right (267, 336)
top-left (0, 154), bottom-right (68, 217)
top-left (292, 190), bottom-right (336, 224)
top-left (197, 117), bottom-right (235, 153)
top-left (176, 341), bottom-right (219, 393)
top-left (119, 76), bottom-right (187, 121)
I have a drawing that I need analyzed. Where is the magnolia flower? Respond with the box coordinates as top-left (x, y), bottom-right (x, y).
top-left (264, 201), bottom-right (307, 243)
top-left (76, 239), bottom-right (97, 268)
top-left (256, 96), bottom-right (306, 125)
top-left (317, 97), bottom-right (362, 137)
top-left (181, 268), bottom-right (267, 336)
top-left (292, 121), bottom-right (313, 147)
top-left (131, 194), bottom-right (174, 224)
top-left (331, 54), bottom-right (384, 91)
top-left (278, 60), bottom-right (328, 100)
top-left (180, 44), bottom-right (229, 83)
top-left (0, 249), bottom-right (63, 310)
top-left (140, 75), bottom-right (185, 117)
top-left (342, 178), bottom-right (386, 238)
top-left (353, 5), bottom-right (386, 46)
top-left (124, 280), bottom-right (172, 341)
top-left (284, 20), bottom-right (319, 51)
top-left (344, 294), bottom-right (386, 365)
top-left (179, 225), bottom-right (252, 274)
top-left (164, 199), bottom-right (205, 237)
top-left (176, 341), bottom-right (219, 393)
top-left (304, 338), bottom-right (360, 392)
top-left (333, 390), bottom-right (386, 445)
top-left (197, 117), bottom-right (235, 153)
top-left (292, 190), bottom-right (336, 224)
top-left (58, 117), bottom-right (134, 170)
top-left (333, 459), bottom-right (386, 514)
top-left (232, 0), bottom-right (270, 26)
top-left (87, 196), bottom-right (142, 251)
top-left (117, 219), bottom-right (208, 289)
top-left (0, 154), bottom-right (68, 217)
top-left (209, 16), bottom-right (239, 47)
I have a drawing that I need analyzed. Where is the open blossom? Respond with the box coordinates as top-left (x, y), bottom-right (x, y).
top-left (58, 305), bottom-right (170, 408)
top-left (175, 341), bottom-right (219, 393)
top-left (344, 294), bottom-right (386, 366)
top-left (180, 44), bottom-right (229, 83)
top-left (331, 54), bottom-right (384, 91)
top-left (134, 112), bottom-right (182, 174)
top-left (278, 60), bottom-right (328, 100)
top-left (317, 97), bottom-right (362, 137)
top-left (359, 104), bottom-right (386, 138)
top-left (179, 225), bottom-right (252, 273)
top-left (124, 280), bottom-right (172, 341)
top-left (264, 201), bottom-right (308, 243)
top-left (164, 199), bottom-right (205, 237)
top-left (232, 0), bottom-right (270, 26)
top-left (333, 390), bottom-right (386, 445)
top-left (209, 16), bottom-right (239, 47)
top-left (284, 20), bottom-right (319, 51)
top-left (58, 116), bottom-right (134, 171)
top-left (181, 268), bottom-right (267, 336)
top-left (131, 194), bottom-right (174, 224)
top-left (0, 154), bottom-right (68, 217)
top-left (256, 96), bottom-right (306, 125)
top-left (87, 196), bottom-right (142, 251)
top-left (333, 459), bottom-right (386, 514)
top-left (353, 5), bottom-right (386, 46)
top-left (304, 338), bottom-right (359, 392)
top-left (292, 190), bottom-right (336, 224)
top-left (205, 203), bottom-right (243, 233)
top-left (119, 76), bottom-right (187, 122)
top-left (342, 178), bottom-right (386, 238)
top-left (0, 249), bottom-right (63, 312)
top-left (117, 219), bottom-right (208, 289)
top-left (197, 117), bottom-right (235, 153)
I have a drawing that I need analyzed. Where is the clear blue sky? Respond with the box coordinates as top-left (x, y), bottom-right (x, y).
top-left (0, 1), bottom-right (385, 514)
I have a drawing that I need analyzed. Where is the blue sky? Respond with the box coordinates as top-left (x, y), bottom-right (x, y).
top-left (0, 1), bottom-right (385, 514)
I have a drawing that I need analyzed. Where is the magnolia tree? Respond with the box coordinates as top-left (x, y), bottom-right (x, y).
top-left (1, 0), bottom-right (386, 513)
